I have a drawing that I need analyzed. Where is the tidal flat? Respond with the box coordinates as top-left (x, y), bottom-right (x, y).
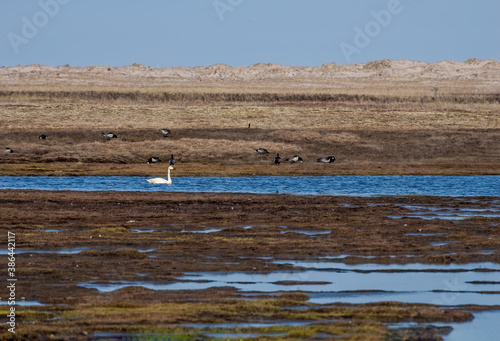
top-left (0, 190), bottom-right (498, 340)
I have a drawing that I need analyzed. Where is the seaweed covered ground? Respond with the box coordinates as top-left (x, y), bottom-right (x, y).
top-left (0, 190), bottom-right (498, 340)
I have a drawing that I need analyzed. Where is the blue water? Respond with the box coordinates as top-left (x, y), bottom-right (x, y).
top-left (79, 266), bottom-right (500, 306)
top-left (0, 176), bottom-right (498, 196)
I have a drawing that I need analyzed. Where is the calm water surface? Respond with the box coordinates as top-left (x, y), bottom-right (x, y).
top-left (79, 269), bottom-right (500, 306)
top-left (0, 175), bottom-right (498, 196)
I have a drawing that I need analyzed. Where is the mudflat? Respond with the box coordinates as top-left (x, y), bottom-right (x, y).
top-left (1, 190), bottom-right (499, 339)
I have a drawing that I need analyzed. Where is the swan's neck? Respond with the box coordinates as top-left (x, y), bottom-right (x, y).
top-left (167, 168), bottom-right (171, 182)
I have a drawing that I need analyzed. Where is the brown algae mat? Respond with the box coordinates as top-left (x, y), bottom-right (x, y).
top-left (0, 190), bottom-right (499, 340)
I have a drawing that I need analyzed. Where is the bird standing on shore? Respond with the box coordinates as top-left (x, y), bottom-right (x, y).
top-left (5, 147), bottom-right (13, 153)
top-left (274, 153), bottom-right (282, 165)
top-left (317, 156), bottom-right (336, 163)
top-left (256, 148), bottom-right (269, 155)
top-left (169, 154), bottom-right (176, 165)
top-left (161, 129), bottom-right (172, 138)
top-left (39, 134), bottom-right (48, 140)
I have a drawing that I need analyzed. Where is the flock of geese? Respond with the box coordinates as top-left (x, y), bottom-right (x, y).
top-left (5, 127), bottom-right (336, 185)
top-left (5, 130), bottom-right (177, 184)
top-left (5, 134), bottom-right (48, 153)
top-left (256, 148), bottom-right (336, 166)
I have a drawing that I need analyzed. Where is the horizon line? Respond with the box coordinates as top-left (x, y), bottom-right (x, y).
top-left (2, 57), bottom-right (499, 69)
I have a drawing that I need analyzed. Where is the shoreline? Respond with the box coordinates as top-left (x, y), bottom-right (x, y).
top-left (1, 162), bottom-right (499, 177)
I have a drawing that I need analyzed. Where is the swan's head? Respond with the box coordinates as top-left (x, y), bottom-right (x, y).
top-left (168, 166), bottom-right (175, 170)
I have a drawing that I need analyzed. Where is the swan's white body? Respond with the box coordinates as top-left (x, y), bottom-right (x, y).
top-left (147, 166), bottom-right (174, 184)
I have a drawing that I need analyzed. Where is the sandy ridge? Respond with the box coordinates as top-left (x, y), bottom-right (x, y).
top-left (2, 59), bottom-right (500, 87)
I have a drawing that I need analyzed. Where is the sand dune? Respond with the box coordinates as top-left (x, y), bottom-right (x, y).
top-left (2, 59), bottom-right (499, 88)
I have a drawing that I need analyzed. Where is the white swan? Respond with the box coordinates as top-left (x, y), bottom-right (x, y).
top-left (147, 166), bottom-right (174, 184)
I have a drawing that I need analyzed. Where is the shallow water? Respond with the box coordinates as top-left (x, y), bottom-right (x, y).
top-left (0, 301), bottom-right (44, 306)
top-left (388, 203), bottom-right (500, 221)
top-left (429, 241), bottom-right (455, 247)
top-left (442, 310), bottom-right (500, 341)
top-left (1, 175), bottom-right (499, 196)
top-left (280, 230), bottom-right (331, 236)
top-left (391, 310), bottom-right (500, 341)
top-left (0, 247), bottom-right (91, 255)
top-left (182, 228), bottom-right (224, 233)
top-left (131, 228), bottom-right (156, 233)
top-left (0, 247), bottom-right (155, 255)
top-left (91, 311), bottom-right (499, 341)
top-left (79, 263), bottom-right (500, 306)
top-left (272, 260), bottom-right (500, 271)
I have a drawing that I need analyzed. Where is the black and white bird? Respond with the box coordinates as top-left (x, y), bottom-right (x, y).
top-left (169, 154), bottom-right (176, 166)
top-left (147, 157), bottom-right (162, 164)
top-left (317, 156), bottom-right (336, 163)
top-left (161, 129), bottom-right (172, 138)
top-left (286, 155), bottom-right (303, 163)
top-left (102, 132), bottom-right (117, 140)
top-left (39, 134), bottom-right (48, 140)
top-left (256, 148), bottom-right (269, 155)
top-left (274, 153), bottom-right (282, 165)
top-left (5, 147), bottom-right (13, 153)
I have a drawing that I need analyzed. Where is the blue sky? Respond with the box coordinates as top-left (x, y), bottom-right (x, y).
top-left (1, 0), bottom-right (499, 67)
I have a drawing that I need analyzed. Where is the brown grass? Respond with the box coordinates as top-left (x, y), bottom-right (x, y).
top-left (1, 128), bottom-right (498, 175)
top-left (2, 88), bottom-right (499, 105)
top-left (0, 65), bottom-right (498, 175)
top-left (0, 100), bottom-right (498, 132)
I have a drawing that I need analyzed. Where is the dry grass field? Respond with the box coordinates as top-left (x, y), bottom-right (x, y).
top-left (0, 60), bottom-right (499, 176)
